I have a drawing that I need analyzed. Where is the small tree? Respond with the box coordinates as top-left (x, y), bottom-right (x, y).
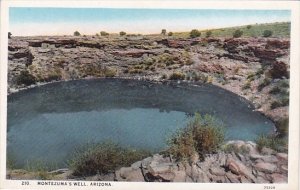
top-left (232, 29), bottom-right (243, 38)
top-left (263, 30), bottom-right (273, 37)
top-left (168, 32), bottom-right (173, 36)
top-left (74, 31), bottom-right (81, 36)
top-left (119, 31), bottom-right (126, 36)
top-left (190, 29), bottom-right (201, 38)
top-left (100, 31), bottom-right (109, 36)
top-left (8, 32), bottom-right (12, 39)
top-left (205, 30), bottom-right (212, 38)
top-left (161, 29), bottom-right (167, 35)
top-left (246, 25), bottom-right (252, 29)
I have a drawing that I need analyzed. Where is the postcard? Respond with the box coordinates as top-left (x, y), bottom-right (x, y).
top-left (0, 0), bottom-right (299, 190)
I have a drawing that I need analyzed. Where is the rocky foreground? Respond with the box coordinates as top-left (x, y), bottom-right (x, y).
top-left (7, 141), bottom-right (288, 183)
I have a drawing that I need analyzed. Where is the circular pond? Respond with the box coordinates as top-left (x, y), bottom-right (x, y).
top-left (7, 79), bottom-right (274, 168)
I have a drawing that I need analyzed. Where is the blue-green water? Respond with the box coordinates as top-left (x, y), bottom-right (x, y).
top-left (7, 79), bottom-right (274, 168)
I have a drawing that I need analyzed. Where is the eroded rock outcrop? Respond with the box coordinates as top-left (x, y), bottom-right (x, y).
top-left (113, 141), bottom-right (288, 183)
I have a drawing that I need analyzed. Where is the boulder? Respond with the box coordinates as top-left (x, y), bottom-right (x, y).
top-left (256, 176), bottom-right (270, 183)
top-left (173, 170), bottom-right (187, 182)
top-left (131, 161), bottom-right (142, 170)
top-left (115, 167), bottom-right (144, 182)
top-left (270, 173), bottom-right (287, 183)
top-left (225, 172), bottom-right (240, 183)
top-left (118, 167), bottom-right (133, 179)
top-left (280, 165), bottom-right (288, 173)
top-left (209, 167), bottom-right (226, 176)
top-left (250, 154), bottom-right (264, 160)
top-left (148, 163), bottom-right (173, 175)
top-left (226, 156), bottom-right (255, 181)
top-left (261, 155), bottom-right (278, 163)
top-left (254, 162), bottom-right (277, 174)
top-left (195, 169), bottom-right (210, 183)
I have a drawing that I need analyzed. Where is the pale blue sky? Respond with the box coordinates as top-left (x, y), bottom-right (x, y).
top-left (9, 8), bottom-right (291, 36)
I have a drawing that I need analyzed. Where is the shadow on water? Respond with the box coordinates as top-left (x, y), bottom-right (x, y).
top-left (7, 79), bottom-right (274, 168)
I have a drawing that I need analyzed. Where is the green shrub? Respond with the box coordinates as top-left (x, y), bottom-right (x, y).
top-left (255, 134), bottom-right (286, 152)
top-left (270, 96), bottom-right (289, 109)
top-left (168, 32), bottom-right (173, 36)
top-left (157, 53), bottom-right (175, 66)
top-left (167, 114), bottom-right (225, 161)
top-left (128, 68), bottom-right (143, 74)
top-left (100, 31), bottom-right (109, 36)
top-left (246, 25), bottom-right (252, 29)
top-left (232, 29), bottom-right (243, 38)
top-left (246, 72), bottom-right (256, 81)
top-left (275, 118), bottom-right (289, 137)
top-left (257, 77), bottom-right (271, 91)
top-left (242, 81), bottom-right (251, 90)
top-left (186, 72), bottom-right (207, 82)
top-left (255, 68), bottom-right (264, 77)
top-left (269, 86), bottom-right (281, 94)
top-left (279, 79), bottom-right (289, 88)
top-left (119, 31), bottom-right (126, 36)
top-left (169, 72), bottom-right (185, 80)
top-left (16, 70), bottom-right (36, 86)
top-left (161, 74), bottom-right (167, 79)
top-left (74, 31), bottom-right (81, 36)
top-left (281, 96), bottom-right (289, 106)
top-left (263, 30), bottom-right (273, 37)
top-left (45, 72), bottom-right (62, 82)
top-left (270, 101), bottom-right (282, 109)
top-left (104, 68), bottom-right (116, 77)
top-left (68, 142), bottom-right (150, 176)
top-left (190, 29), bottom-right (201, 38)
top-left (206, 30), bottom-right (212, 38)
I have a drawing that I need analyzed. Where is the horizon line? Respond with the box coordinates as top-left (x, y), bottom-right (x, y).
top-left (9, 21), bottom-right (290, 37)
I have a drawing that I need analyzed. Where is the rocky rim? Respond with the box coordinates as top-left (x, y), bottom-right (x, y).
top-left (7, 35), bottom-right (290, 182)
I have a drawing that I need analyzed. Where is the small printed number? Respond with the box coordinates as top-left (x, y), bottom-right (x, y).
top-left (22, 181), bottom-right (29, 185)
top-left (264, 186), bottom-right (275, 189)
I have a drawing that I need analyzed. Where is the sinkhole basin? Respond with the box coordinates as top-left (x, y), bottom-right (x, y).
top-left (7, 78), bottom-right (274, 168)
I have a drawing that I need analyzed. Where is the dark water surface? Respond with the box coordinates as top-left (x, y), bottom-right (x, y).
top-left (7, 79), bottom-right (274, 168)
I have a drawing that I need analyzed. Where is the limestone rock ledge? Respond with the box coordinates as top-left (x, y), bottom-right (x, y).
top-left (113, 141), bottom-right (287, 183)
top-left (7, 141), bottom-right (288, 183)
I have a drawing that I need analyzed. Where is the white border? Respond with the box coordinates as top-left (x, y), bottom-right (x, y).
top-left (0, 1), bottom-right (299, 190)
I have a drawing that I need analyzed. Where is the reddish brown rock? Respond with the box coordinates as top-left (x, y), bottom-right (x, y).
top-left (269, 61), bottom-right (289, 79)
top-left (266, 40), bottom-right (290, 49)
top-left (111, 49), bottom-right (155, 58)
top-left (196, 63), bottom-right (224, 74)
top-left (250, 46), bottom-right (285, 61)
